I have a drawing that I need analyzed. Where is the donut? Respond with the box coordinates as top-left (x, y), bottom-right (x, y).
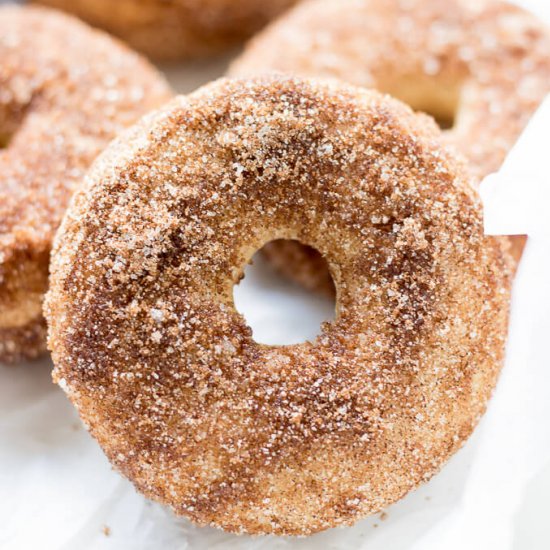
top-left (230, 0), bottom-right (550, 290)
top-left (46, 76), bottom-right (512, 535)
top-left (33, 0), bottom-right (298, 61)
top-left (0, 6), bottom-right (172, 363)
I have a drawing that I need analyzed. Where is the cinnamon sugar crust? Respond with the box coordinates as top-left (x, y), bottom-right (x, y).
top-left (0, 6), bottom-right (172, 362)
top-left (34, 0), bottom-right (298, 61)
top-left (230, 0), bottom-right (550, 288)
top-left (46, 76), bottom-right (512, 535)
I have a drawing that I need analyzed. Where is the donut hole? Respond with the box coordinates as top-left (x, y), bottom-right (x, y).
top-left (380, 74), bottom-right (462, 130)
top-left (233, 240), bottom-right (336, 346)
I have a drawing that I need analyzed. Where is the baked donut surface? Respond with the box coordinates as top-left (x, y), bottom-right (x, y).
top-left (230, 0), bottom-right (550, 285)
top-left (0, 6), bottom-right (172, 363)
top-left (33, 0), bottom-right (298, 61)
top-left (46, 76), bottom-right (512, 535)
top-left (231, 0), bottom-right (550, 179)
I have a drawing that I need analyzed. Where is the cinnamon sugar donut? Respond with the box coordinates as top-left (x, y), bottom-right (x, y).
top-left (46, 76), bottom-right (512, 535)
top-left (230, 0), bottom-right (550, 290)
top-left (0, 6), bottom-right (172, 363)
top-left (34, 0), bottom-right (298, 61)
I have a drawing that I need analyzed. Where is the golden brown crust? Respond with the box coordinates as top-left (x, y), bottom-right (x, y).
top-left (0, 5), bottom-right (172, 364)
top-left (46, 75), bottom-right (512, 535)
top-left (33, 0), bottom-right (298, 61)
top-left (230, 0), bottom-right (550, 286)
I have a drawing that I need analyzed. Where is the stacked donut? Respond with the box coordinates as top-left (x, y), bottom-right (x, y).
top-left (33, 0), bottom-right (298, 60)
top-left (2, 0), bottom-right (548, 538)
top-left (230, 0), bottom-right (550, 291)
top-left (0, 6), bottom-right (172, 362)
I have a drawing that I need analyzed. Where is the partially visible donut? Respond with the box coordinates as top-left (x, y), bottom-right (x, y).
top-left (0, 6), bottom-right (172, 363)
top-left (262, 239), bottom-right (335, 296)
top-left (46, 76), bottom-right (512, 535)
top-left (230, 0), bottom-right (550, 288)
top-left (33, 0), bottom-right (298, 61)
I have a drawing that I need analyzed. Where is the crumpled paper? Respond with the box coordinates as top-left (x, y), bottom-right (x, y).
top-left (2, 0), bottom-right (550, 548)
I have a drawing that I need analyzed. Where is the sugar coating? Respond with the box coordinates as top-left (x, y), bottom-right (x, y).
top-left (46, 76), bottom-right (512, 535)
top-left (232, 0), bottom-right (550, 179)
top-left (230, 0), bottom-right (550, 289)
top-left (0, 5), bottom-right (172, 362)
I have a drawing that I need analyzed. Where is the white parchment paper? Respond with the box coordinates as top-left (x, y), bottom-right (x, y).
top-left (1, 1), bottom-right (550, 548)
